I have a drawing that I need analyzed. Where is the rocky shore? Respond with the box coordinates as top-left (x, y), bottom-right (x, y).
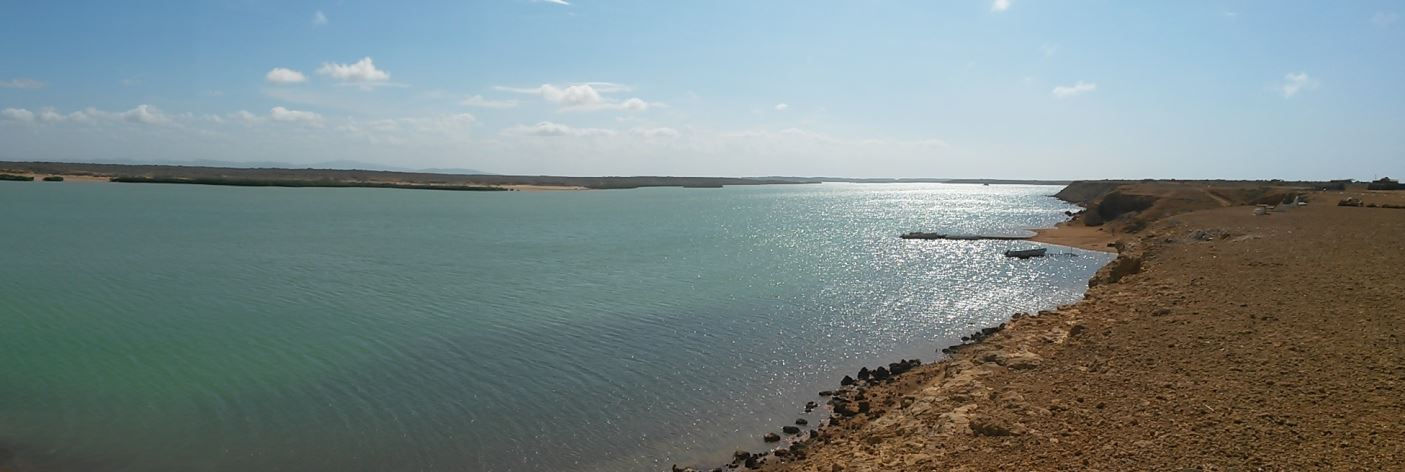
top-left (673, 181), bottom-right (1405, 471)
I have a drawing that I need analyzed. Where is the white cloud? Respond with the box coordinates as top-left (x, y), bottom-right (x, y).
top-left (269, 106), bottom-right (324, 126)
top-left (1052, 81), bottom-right (1097, 98)
top-left (1279, 72), bottom-right (1318, 98)
top-left (774, 103), bottom-right (789, 111)
top-left (317, 57), bottom-right (391, 89)
top-left (992, 0), bottom-right (1011, 12)
top-left (533, 0), bottom-right (570, 5)
top-left (266, 68), bottom-right (307, 84)
top-left (502, 121), bottom-right (615, 137)
top-left (460, 95), bottom-right (518, 109)
top-left (0, 78), bottom-right (44, 89)
top-left (1371, 11), bottom-right (1399, 27)
top-left (230, 110), bottom-right (261, 125)
top-left (312, 10), bottom-right (328, 26)
top-left (1, 108), bottom-right (35, 122)
top-left (119, 105), bottom-right (170, 124)
top-left (495, 82), bottom-right (657, 112)
top-left (631, 127), bottom-right (680, 138)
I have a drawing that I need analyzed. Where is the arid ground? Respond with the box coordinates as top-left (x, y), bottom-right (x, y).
top-left (716, 183), bottom-right (1405, 472)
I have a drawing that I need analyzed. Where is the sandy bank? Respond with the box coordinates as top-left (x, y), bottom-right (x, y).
top-left (1029, 221), bottom-right (1116, 253)
top-left (696, 187), bottom-right (1405, 471)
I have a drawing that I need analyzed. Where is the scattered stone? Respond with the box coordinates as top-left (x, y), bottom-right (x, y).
top-left (840, 375), bottom-right (855, 386)
top-left (763, 432), bottom-right (781, 442)
top-left (795, 418), bottom-right (809, 425)
top-left (1153, 307), bottom-right (1171, 316)
top-left (856, 367), bottom-right (871, 380)
top-left (969, 415), bottom-right (1015, 436)
top-left (818, 390), bottom-right (834, 396)
top-left (783, 425), bottom-right (801, 434)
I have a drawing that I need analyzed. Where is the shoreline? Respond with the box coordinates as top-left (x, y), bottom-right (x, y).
top-left (690, 183), bottom-right (1405, 471)
top-left (683, 191), bottom-right (1120, 471)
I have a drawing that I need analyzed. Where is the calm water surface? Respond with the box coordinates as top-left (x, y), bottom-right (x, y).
top-left (0, 182), bottom-right (1110, 471)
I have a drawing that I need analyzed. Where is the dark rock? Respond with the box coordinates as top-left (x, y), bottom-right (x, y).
top-left (795, 418), bottom-right (808, 425)
top-left (872, 366), bottom-right (890, 380)
top-left (763, 432), bottom-right (781, 442)
top-left (834, 401), bottom-right (860, 416)
top-left (782, 425), bottom-right (801, 434)
top-left (857, 401), bottom-right (871, 413)
top-left (1069, 324), bottom-right (1087, 338)
top-left (818, 390), bottom-right (834, 396)
top-left (773, 447), bottom-right (790, 457)
top-left (805, 401), bottom-right (818, 409)
top-left (840, 375), bottom-right (855, 386)
top-left (856, 367), bottom-right (871, 380)
top-left (732, 450), bottom-right (751, 462)
top-left (671, 465), bottom-right (696, 472)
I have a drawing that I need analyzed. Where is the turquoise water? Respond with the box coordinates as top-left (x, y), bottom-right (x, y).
top-left (0, 181), bottom-right (1110, 471)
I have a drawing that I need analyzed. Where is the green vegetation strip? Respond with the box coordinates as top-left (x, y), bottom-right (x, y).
top-left (110, 176), bottom-right (510, 191)
top-left (0, 173), bottom-right (35, 181)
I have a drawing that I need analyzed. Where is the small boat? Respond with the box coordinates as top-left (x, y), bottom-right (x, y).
top-left (1004, 248), bottom-right (1047, 259)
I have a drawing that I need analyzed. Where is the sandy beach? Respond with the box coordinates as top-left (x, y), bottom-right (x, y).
top-left (700, 182), bottom-right (1405, 471)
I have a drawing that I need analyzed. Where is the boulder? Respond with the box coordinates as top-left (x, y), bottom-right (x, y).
top-left (763, 432), bottom-right (781, 442)
top-left (782, 425), bottom-right (801, 434)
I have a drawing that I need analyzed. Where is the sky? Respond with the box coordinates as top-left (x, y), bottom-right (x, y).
top-left (1, 1), bottom-right (1402, 179)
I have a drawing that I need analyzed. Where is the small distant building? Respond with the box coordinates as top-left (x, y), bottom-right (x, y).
top-left (1367, 177), bottom-right (1402, 191)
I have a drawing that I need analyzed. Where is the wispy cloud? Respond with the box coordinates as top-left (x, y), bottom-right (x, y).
top-left (460, 95), bottom-right (518, 109)
top-left (533, 0), bottom-right (571, 5)
top-left (1278, 72), bottom-right (1318, 98)
top-left (312, 10), bottom-right (328, 26)
top-left (1371, 11), bottom-right (1399, 27)
top-left (502, 121), bottom-right (615, 137)
top-left (265, 68), bottom-right (307, 84)
top-left (991, 0), bottom-right (1011, 12)
top-left (269, 106), bottom-right (324, 126)
top-left (1052, 81), bottom-right (1097, 98)
top-left (774, 103), bottom-right (789, 111)
top-left (0, 78), bottom-right (44, 89)
top-left (630, 127), bottom-right (680, 138)
top-left (2, 105), bottom-right (170, 125)
top-left (495, 83), bottom-right (656, 112)
top-left (1, 108), bottom-right (35, 122)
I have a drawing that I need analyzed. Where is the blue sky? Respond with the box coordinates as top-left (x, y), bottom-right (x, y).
top-left (1, 1), bottom-right (1402, 178)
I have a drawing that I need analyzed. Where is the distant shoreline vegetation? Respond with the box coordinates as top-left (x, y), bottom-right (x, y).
top-left (0, 173), bottom-right (35, 181)
top-left (0, 161), bottom-right (824, 191)
top-left (109, 176), bottom-right (511, 191)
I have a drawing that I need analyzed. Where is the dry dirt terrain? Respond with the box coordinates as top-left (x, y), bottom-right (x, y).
top-left (728, 190), bottom-right (1405, 471)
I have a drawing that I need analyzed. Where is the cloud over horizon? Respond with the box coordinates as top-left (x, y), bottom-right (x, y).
top-left (496, 83), bottom-right (656, 112)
